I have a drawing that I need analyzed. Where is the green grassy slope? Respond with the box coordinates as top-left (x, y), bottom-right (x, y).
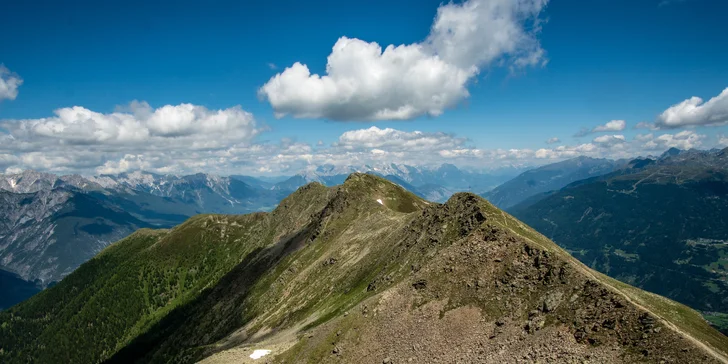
top-left (0, 183), bottom-right (332, 363)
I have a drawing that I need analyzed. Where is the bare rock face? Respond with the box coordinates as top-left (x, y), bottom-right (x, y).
top-left (0, 170), bottom-right (100, 194)
top-left (0, 189), bottom-right (73, 282)
top-left (0, 170), bottom-right (142, 284)
top-left (542, 291), bottom-right (564, 312)
top-left (0, 171), bottom-right (63, 194)
top-left (0, 188), bottom-right (145, 285)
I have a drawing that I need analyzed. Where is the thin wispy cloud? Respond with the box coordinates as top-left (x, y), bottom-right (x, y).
top-left (0, 65), bottom-right (23, 101)
top-left (574, 120), bottom-right (626, 137)
top-left (546, 137), bottom-right (560, 144)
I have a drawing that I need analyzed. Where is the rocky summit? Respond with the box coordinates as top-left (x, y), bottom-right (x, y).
top-left (1, 174), bottom-right (726, 364)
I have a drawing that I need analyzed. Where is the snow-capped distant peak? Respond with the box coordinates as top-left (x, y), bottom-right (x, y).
top-left (0, 170), bottom-right (61, 193)
top-left (86, 176), bottom-right (119, 189)
top-left (124, 171), bottom-right (158, 187)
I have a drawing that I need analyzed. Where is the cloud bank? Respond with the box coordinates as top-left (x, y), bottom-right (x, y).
top-left (258, 0), bottom-right (549, 121)
top-left (0, 112), bottom-right (717, 176)
top-left (0, 102), bottom-right (263, 175)
top-left (638, 130), bottom-right (705, 151)
top-left (3, 101), bottom-right (259, 149)
top-left (335, 127), bottom-right (465, 151)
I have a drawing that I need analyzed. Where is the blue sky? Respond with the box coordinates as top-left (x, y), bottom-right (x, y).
top-left (0, 0), bottom-right (727, 175)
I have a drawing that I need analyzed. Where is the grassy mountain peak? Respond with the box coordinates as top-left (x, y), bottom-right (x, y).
top-left (338, 172), bottom-right (430, 213)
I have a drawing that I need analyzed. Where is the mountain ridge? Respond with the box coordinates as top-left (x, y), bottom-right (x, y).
top-left (0, 162), bottom-right (509, 299)
top-left (509, 148), bottom-right (728, 330)
top-left (1, 173), bottom-right (726, 363)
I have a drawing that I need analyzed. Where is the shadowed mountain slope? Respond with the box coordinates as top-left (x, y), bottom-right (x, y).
top-left (1, 174), bottom-right (726, 364)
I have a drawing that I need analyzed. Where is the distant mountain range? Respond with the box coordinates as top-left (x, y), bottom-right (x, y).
top-left (482, 156), bottom-right (623, 210)
top-left (2, 174), bottom-right (726, 363)
top-left (0, 187), bottom-right (151, 286)
top-left (0, 163), bottom-right (517, 309)
top-left (507, 147), bottom-right (728, 331)
top-left (277, 162), bottom-right (520, 202)
top-left (0, 170), bottom-right (285, 290)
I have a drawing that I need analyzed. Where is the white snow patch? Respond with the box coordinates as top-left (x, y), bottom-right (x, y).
top-left (250, 349), bottom-right (272, 360)
top-left (376, 199), bottom-right (384, 205)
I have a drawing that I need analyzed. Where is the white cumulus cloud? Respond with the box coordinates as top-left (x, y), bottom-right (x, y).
top-left (656, 87), bottom-right (728, 128)
top-left (545, 137), bottom-right (560, 144)
top-left (593, 120), bottom-right (626, 132)
top-left (0, 65), bottom-right (23, 101)
top-left (640, 130), bottom-right (705, 151)
top-left (259, 0), bottom-right (548, 121)
top-left (593, 134), bottom-right (626, 145)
